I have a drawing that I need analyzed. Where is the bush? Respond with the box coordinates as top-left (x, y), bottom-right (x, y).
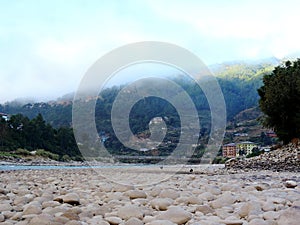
top-left (212, 156), bottom-right (228, 164)
top-left (35, 149), bottom-right (59, 161)
top-left (15, 148), bottom-right (31, 156)
top-left (61, 154), bottom-right (71, 162)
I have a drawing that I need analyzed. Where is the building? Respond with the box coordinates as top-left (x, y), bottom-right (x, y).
top-left (0, 113), bottom-right (9, 121)
top-left (236, 141), bottom-right (258, 156)
top-left (266, 131), bottom-right (277, 138)
top-left (222, 143), bottom-right (237, 158)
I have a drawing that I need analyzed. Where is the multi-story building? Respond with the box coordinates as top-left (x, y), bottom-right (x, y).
top-left (236, 141), bottom-right (258, 156)
top-left (222, 143), bottom-right (237, 158)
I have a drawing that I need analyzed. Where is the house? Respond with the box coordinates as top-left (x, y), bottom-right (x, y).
top-left (266, 131), bottom-right (277, 138)
top-left (236, 141), bottom-right (258, 156)
top-left (0, 112), bottom-right (9, 121)
top-left (222, 143), bottom-right (237, 158)
top-left (234, 133), bottom-right (248, 137)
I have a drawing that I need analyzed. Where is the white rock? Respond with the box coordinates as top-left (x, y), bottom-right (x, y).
top-left (150, 198), bottom-right (173, 211)
top-left (126, 190), bottom-right (147, 199)
top-left (117, 205), bottom-right (143, 220)
top-left (28, 213), bottom-right (53, 225)
top-left (113, 184), bottom-right (134, 192)
top-left (262, 201), bottom-right (276, 212)
top-left (23, 204), bottom-right (42, 215)
top-left (156, 206), bottom-right (192, 224)
top-left (125, 217), bottom-right (144, 225)
top-left (105, 216), bottom-right (123, 225)
top-left (211, 192), bottom-right (236, 209)
top-left (42, 200), bottom-right (61, 208)
top-left (0, 203), bottom-right (12, 212)
top-left (248, 218), bottom-right (268, 225)
top-left (186, 196), bottom-right (203, 205)
top-left (65, 221), bottom-right (82, 225)
top-left (196, 205), bottom-right (214, 215)
top-left (284, 180), bottom-right (297, 188)
top-left (199, 192), bottom-right (215, 201)
top-left (62, 193), bottom-right (80, 205)
top-left (263, 211), bottom-right (280, 220)
top-left (238, 201), bottom-right (262, 218)
top-left (146, 220), bottom-right (176, 225)
top-left (159, 189), bottom-right (179, 200)
top-left (278, 207), bottom-right (300, 225)
top-left (221, 219), bottom-right (244, 225)
top-left (0, 214), bottom-right (4, 222)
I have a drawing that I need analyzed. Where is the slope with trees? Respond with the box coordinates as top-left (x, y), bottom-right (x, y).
top-left (0, 61), bottom-right (279, 160)
top-left (258, 59), bottom-right (300, 143)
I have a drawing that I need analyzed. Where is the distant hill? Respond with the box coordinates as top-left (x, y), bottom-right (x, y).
top-left (0, 60), bottom-right (278, 127)
top-left (1, 60), bottom-right (286, 159)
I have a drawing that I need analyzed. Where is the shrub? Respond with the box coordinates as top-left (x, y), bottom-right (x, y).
top-left (35, 149), bottom-right (59, 161)
top-left (15, 148), bottom-right (31, 156)
top-left (61, 154), bottom-right (71, 162)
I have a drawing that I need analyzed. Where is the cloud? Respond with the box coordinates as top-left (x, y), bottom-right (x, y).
top-left (1, 0), bottom-right (300, 102)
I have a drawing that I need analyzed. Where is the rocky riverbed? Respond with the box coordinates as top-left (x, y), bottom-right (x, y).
top-left (0, 166), bottom-right (299, 225)
top-left (225, 143), bottom-right (300, 172)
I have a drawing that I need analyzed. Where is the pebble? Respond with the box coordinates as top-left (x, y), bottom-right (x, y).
top-left (124, 217), bottom-right (144, 225)
top-left (150, 198), bottom-right (173, 210)
top-left (117, 205), bottom-right (143, 220)
top-left (156, 206), bottom-right (192, 224)
top-left (159, 189), bottom-right (180, 200)
top-left (62, 193), bottom-right (80, 206)
top-left (0, 167), bottom-right (299, 225)
top-left (277, 206), bottom-right (300, 224)
top-left (284, 180), bottom-right (297, 188)
top-left (126, 190), bottom-right (147, 199)
top-left (105, 216), bottom-right (123, 225)
top-left (145, 220), bottom-right (176, 225)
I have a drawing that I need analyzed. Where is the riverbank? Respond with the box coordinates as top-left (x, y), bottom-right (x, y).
top-left (0, 166), bottom-right (299, 225)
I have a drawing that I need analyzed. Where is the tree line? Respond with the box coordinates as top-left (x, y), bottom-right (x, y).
top-left (0, 113), bottom-right (81, 160)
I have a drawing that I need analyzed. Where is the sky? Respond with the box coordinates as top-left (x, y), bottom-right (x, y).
top-left (1, 0), bottom-right (300, 103)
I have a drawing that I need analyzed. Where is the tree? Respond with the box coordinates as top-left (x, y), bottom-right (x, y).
top-left (258, 59), bottom-right (300, 144)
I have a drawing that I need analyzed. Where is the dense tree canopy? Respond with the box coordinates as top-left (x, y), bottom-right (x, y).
top-left (0, 114), bottom-right (80, 159)
top-left (258, 59), bottom-right (300, 143)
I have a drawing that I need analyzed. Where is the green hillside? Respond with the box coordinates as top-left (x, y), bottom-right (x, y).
top-left (0, 61), bottom-right (277, 160)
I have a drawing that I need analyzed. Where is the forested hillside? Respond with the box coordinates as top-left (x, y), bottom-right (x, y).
top-left (0, 61), bottom-right (276, 160)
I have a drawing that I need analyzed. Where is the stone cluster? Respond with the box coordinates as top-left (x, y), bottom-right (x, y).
top-left (0, 166), bottom-right (299, 225)
top-left (225, 143), bottom-right (300, 172)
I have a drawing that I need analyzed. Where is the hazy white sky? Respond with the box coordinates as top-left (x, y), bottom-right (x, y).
top-left (1, 0), bottom-right (300, 103)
